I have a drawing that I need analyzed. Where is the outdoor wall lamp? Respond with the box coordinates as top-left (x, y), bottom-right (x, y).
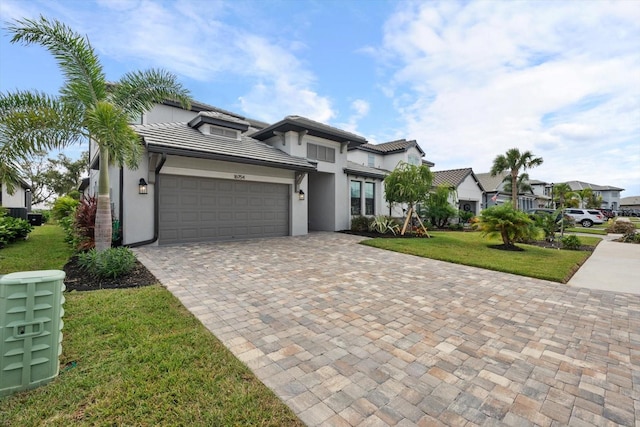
top-left (298, 189), bottom-right (305, 200)
top-left (139, 178), bottom-right (148, 195)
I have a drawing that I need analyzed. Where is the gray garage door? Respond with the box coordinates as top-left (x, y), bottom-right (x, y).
top-left (159, 175), bottom-right (290, 245)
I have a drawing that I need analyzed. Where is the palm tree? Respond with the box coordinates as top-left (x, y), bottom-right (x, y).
top-left (2, 16), bottom-right (190, 251)
top-left (490, 148), bottom-right (543, 210)
top-left (501, 172), bottom-right (533, 197)
top-left (553, 183), bottom-right (577, 208)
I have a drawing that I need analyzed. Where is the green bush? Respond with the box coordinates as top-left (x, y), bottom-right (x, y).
top-left (33, 209), bottom-right (51, 224)
top-left (474, 204), bottom-right (534, 247)
top-left (52, 195), bottom-right (80, 220)
top-left (77, 247), bottom-right (137, 278)
top-left (458, 210), bottom-right (474, 225)
top-left (561, 235), bottom-right (582, 250)
top-left (0, 214), bottom-right (34, 248)
top-left (606, 220), bottom-right (636, 235)
top-left (621, 231), bottom-right (640, 244)
top-left (351, 215), bottom-right (371, 232)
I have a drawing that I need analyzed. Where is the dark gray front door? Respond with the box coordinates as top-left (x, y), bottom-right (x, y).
top-left (159, 175), bottom-right (289, 244)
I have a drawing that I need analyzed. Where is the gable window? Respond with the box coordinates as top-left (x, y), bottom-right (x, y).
top-left (350, 181), bottom-right (362, 215)
top-left (307, 143), bottom-right (335, 163)
top-left (365, 182), bottom-right (375, 215)
top-left (210, 125), bottom-right (239, 139)
top-left (367, 154), bottom-right (375, 167)
top-left (408, 154), bottom-right (421, 166)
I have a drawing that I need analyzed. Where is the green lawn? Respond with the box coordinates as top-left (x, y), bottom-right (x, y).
top-left (0, 225), bottom-right (303, 426)
top-left (362, 231), bottom-right (600, 283)
top-left (565, 227), bottom-right (607, 235)
top-left (0, 224), bottom-right (74, 273)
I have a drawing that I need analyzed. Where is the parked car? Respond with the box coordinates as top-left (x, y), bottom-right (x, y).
top-left (598, 209), bottom-right (615, 219)
top-left (563, 208), bottom-right (604, 227)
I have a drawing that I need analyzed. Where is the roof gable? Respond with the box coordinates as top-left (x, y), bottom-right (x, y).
top-left (352, 139), bottom-right (425, 156)
top-left (251, 115), bottom-right (367, 146)
top-left (433, 168), bottom-right (473, 188)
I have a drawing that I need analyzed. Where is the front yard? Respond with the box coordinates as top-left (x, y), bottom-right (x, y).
top-left (0, 225), bottom-right (303, 426)
top-left (362, 231), bottom-right (601, 283)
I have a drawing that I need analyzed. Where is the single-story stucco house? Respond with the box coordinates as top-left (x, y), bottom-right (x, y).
top-left (89, 100), bottom-right (434, 246)
top-left (431, 168), bottom-right (484, 216)
top-left (0, 179), bottom-right (32, 217)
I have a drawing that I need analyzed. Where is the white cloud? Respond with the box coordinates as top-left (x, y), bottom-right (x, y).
top-left (375, 0), bottom-right (640, 195)
top-left (336, 99), bottom-right (370, 134)
top-left (2, 0), bottom-right (336, 123)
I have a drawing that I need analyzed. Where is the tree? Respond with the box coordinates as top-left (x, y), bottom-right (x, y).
top-left (3, 16), bottom-right (190, 251)
top-left (422, 185), bottom-right (457, 228)
top-left (553, 183), bottom-right (577, 208)
top-left (490, 148), bottom-right (543, 210)
top-left (474, 204), bottom-right (534, 248)
top-left (21, 150), bottom-right (88, 205)
top-left (384, 162), bottom-right (433, 235)
top-left (502, 172), bottom-right (533, 196)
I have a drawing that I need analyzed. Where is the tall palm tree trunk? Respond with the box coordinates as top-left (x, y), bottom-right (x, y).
top-left (95, 147), bottom-right (112, 251)
top-left (511, 171), bottom-right (518, 210)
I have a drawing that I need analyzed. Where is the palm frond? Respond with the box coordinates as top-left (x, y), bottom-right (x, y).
top-left (111, 69), bottom-right (191, 119)
top-left (85, 101), bottom-right (142, 169)
top-left (8, 15), bottom-right (106, 108)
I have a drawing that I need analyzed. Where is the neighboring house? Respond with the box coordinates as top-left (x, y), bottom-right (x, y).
top-left (619, 196), bottom-right (640, 211)
top-left (564, 180), bottom-right (624, 210)
top-left (475, 172), bottom-right (537, 211)
top-left (431, 168), bottom-right (484, 215)
top-left (348, 139), bottom-right (434, 216)
top-left (0, 179), bottom-right (32, 214)
top-left (528, 179), bottom-right (553, 208)
top-left (89, 100), bottom-right (374, 246)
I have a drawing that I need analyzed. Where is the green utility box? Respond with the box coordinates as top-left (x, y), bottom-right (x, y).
top-left (0, 270), bottom-right (65, 397)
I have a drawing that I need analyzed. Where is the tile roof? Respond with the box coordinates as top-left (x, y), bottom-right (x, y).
top-left (251, 115), bottom-right (367, 145)
top-left (620, 196), bottom-right (640, 206)
top-left (432, 168), bottom-right (474, 188)
top-left (197, 111), bottom-right (251, 126)
top-left (355, 139), bottom-right (425, 155)
top-left (133, 122), bottom-right (315, 171)
top-left (564, 180), bottom-right (624, 192)
top-left (344, 161), bottom-right (390, 179)
top-left (475, 172), bottom-right (509, 192)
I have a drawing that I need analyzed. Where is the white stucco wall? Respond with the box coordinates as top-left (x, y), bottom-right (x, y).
top-left (1, 185), bottom-right (27, 208)
top-left (144, 104), bottom-right (199, 124)
top-left (456, 175), bottom-right (483, 215)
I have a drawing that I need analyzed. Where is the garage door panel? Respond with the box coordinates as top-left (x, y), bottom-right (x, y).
top-left (159, 175), bottom-right (289, 244)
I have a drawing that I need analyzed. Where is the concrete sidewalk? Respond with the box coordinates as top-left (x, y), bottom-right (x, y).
top-left (568, 236), bottom-right (640, 295)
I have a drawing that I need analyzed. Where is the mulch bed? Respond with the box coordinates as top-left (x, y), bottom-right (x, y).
top-left (63, 255), bottom-right (158, 292)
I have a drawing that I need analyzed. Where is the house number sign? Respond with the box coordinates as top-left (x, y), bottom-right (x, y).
top-left (234, 174), bottom-right (245, 180)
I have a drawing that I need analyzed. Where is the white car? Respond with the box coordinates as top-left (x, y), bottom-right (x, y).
top-left (563, 209), bottom-right (604, 227)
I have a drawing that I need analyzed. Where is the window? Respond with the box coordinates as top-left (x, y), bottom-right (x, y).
top-left (408, 154), bottom-right (421, 166)
top-left (350, 181), bottom-right (362, 215)
top-left (210, 126), bottom-right (239, 139)
top-left (367, 154), bottom-right (375, 167)
top-left (307, 143), bottom-right (335, 163)
top-left (365, 182), bottom-right (375, 215)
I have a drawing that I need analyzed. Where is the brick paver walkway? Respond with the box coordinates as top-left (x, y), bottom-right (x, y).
top-left (135, 233), bottom-right (640, 426)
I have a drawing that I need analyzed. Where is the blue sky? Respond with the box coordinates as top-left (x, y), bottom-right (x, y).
top-left (1, 0), bottom-right (639, 196)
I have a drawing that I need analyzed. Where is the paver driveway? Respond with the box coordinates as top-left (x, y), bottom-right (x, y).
top-left (135, 233), bottom-right (640, 426)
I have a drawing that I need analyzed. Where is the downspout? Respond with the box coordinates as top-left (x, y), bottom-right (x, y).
top-left (127, 152), bottom-right (167, 248)
top-left (116, 167), bottom-right (124, 246)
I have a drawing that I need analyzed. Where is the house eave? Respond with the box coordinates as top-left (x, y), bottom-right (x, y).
top-left (147, 145), bottom-right (316, 172)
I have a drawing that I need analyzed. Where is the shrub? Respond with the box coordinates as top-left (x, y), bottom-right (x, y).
top-left (0, 215), bottom-right (33, 248)
top-left (33, 209), bottom-right (51, 224)
top-left (369, 216), bottom-right (400, 235)
top-left (351, 215), bottom-right (371, 232)
top-left (52, 195), bottom-right (79, 221)
top-left (74, 196), bottom-right (97, 250)
top-left (561, 235), bottom-right (582, 250)
top-left (474, 204), bottom-right (534, 248)
top-left (77, 247), bottom-right (137, 278)
top-left (621, 231), bottom-right (640, 244)
top-left (458, 210), bottom-right (475, 225)
top-left (606, 220), bottom-right (636, 235)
